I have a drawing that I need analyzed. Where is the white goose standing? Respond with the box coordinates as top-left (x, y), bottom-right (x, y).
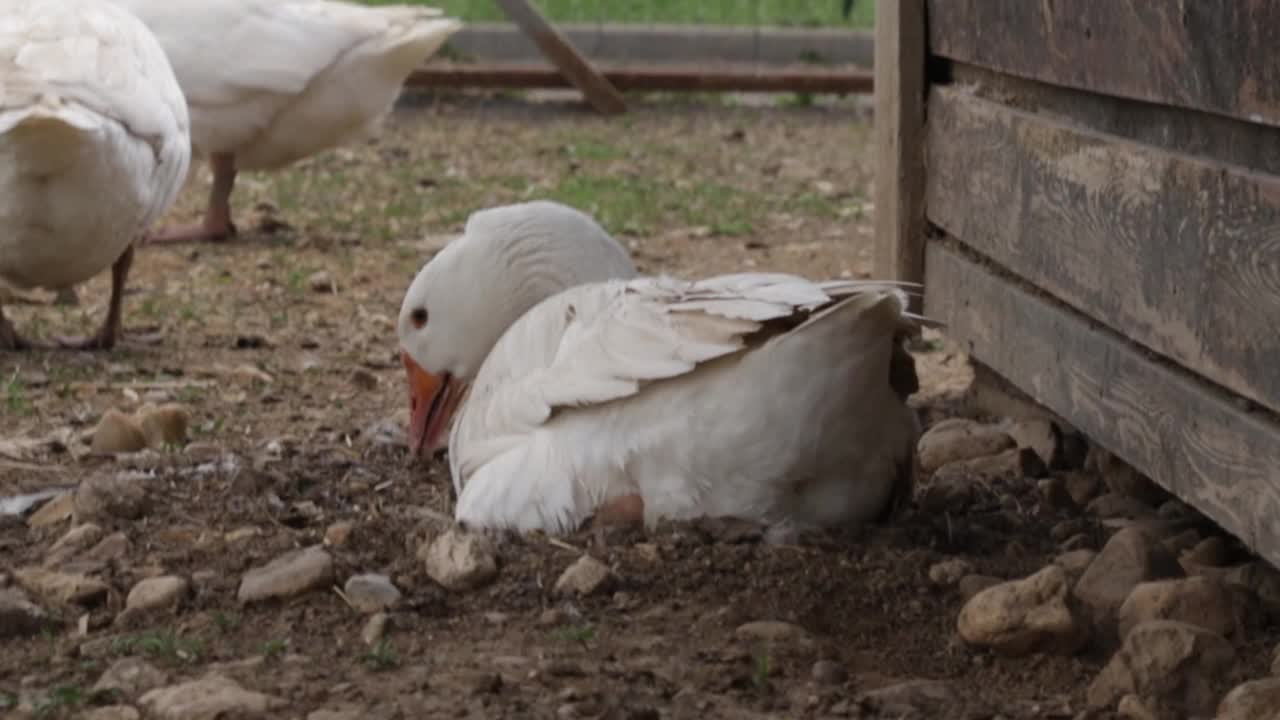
top-left (108, 0), bottom-right (461, 244)
top-left (398, 201), bottom-right (926, 534)
top-left (0, 0), bottom-right (190, 349)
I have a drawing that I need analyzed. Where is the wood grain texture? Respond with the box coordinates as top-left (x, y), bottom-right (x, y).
top-left (495, 0), bottom-right (626, 115)
top-left (928, 0), bottom-right (1280, 127)
top-left (925, 241), bottom-right (1280, 567)
top-left (872, 0), bottom-right (926, 298)
top-left (925, 86), bottom-right (1280, 416)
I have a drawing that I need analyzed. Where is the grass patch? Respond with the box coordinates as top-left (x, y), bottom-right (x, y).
top-left (549, 174), bottom-right (760, 237)
top-left (112, 628), bottom-right (204, 665)
top-left (550, 623), bottom-right (596, 644)
top-left (33, 685), bottom-right (85, 718)
top-left (4, 369), bottom-right (30, 416)
top-left (359, 0), bottom-right (873, 28)
top-left (361, 640), bottom-right (401, 672)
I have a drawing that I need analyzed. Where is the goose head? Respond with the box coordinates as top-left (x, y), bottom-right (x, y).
top-left (397, 201), bottom-right (637, 458)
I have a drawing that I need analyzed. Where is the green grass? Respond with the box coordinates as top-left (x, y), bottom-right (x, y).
top-left (358, 0), bottom-right (874, 28)
top-left (111, 628), bottom-right (204, 665)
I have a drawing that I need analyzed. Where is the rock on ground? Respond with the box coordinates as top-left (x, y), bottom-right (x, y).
top-left (917, 419), bottom-right (1014, 474)
top-left (958, 575), bottom-right (1003, 601)
top-left (856, 679), bottom-right (963, 718)
top-left (26, 491), bottom-right (74, 528)
top-left (73, 473), bottom-right (152, 523)
top-left (1117, 576), bottom-right (1241, 640)
top-left (957, 565), bottom-right (1085, 656)
top-left (92, 657), bottom-right (169, 697)
top-left (1074, 527), bottom-right (1181, 633)
top-left (14, 566), bottom-right (108, 607)
top-left (1052, 549), bottom-right (1096, 582)
top-left (125, 576), bottom-right (189, 615)
top-left (139, 673), bottom-right (285, 720)
top-left (0, 587), bottom-right (50, 638)
top-left (554, 555), bottom-right (615, 597)
top-left (343, 573), bottom-right (401, 613)
top-left (1216, 677), bottom-right (1280, 720)
top-left (45, 523), bottom-right (104, 565)
top-left (1087, 620), bottom-right (1237, 718)
top-left (928, 558), bottom-right (974, 588)
top-left (81, 707), bottom-right (141, 720)
top-left (735, 620), bottom-right (811, 646)
top-left (238, 546), bottom-right (334, 604)
top-left (420, 527), bottom-right (498, 592)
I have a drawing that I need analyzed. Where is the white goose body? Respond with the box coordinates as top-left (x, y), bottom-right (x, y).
top-left (0, 0), bottom-right (190, 347)
top-left (109, 0), bottom-right (460, 170)
top-left (398, 202), bottom-right (924, 535)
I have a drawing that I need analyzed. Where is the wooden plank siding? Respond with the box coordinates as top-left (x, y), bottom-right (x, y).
top-left (924, 86), bottom-right (1280, 416)
top-left (927, 0), bottom-right (1280, 127)
top-left (924, 242), bottom-right (1280, 569)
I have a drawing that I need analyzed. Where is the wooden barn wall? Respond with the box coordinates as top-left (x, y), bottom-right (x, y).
top-left (911, 0), bottom-right (1280, 565)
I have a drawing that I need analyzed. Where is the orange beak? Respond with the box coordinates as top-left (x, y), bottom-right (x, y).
top-left (401, 349), bottom-right (464, 458)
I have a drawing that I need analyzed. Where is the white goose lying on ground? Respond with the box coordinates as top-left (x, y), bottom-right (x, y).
top-left (0, 0), bottom-right (190, 350)
top-left (109, 0), bottom-right (461, 244)
top-left (398, 201), bottom-right (926, 534)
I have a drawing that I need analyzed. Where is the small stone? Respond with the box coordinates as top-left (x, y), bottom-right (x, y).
top-left (1087, 620), bottom-right (1236, 718)
top-left (231, 364), bottom-right (274, 386)
top-left (811, 660), bottom-right (847, 685)
top-left (857, 679), bottom-right (960, 717)
top-left (1180, 536), bottom-right (1228, 569)
top-left (934, 447), bottom-right (1047, 484)
top-left (224, 527), bottom-right (259, 544)
top-left (0, 587), bottom-right (50, 638)
top-left (928, 558), bottom-right (974, 588)
top-left (349, 368), bottom-right (378, 391)
top-left (82, 708), bottom-right (141, 720)
top-left (957, 565), bottom-right (1085, 656)
top-left (1074, 527), bottom-right (1181, 631)
top-left (958, 574), bottom-right (1003, 601)
top-left (1052, 549), bottom-right (1097, 582)
top-left (419, 527), bottom-right (498, 592)
top-left (1118, 576), bottom-right (1241, 640)
top-left (27, 492), bottom-right (74, 527)
top-left (81, 532), bottom-right (130, 564)
top-left (308, 271), bottom-right (335, 293)
top-left (134, 404), bottom-right (190, 448)
top-left (91, 409), bottom-right (149, 454)
top-left (735, 620), bottom-right (811, 645)
top-left (73, 473), bottom-right (152, 523)
top-left (124, 576), bottom-right (189, 615)
top-left (1116, 694), bottom-right (1158, 720)
top-left (1087, 493), bottom-right (1158, 520)
top-left (324, 521), bottom-right (354, 548)
top-left (14, 566), bottom-right (108, 606)
top-left (92, 657), bottom-right (169, 697)
top-left (309, 709), bottom-right (362, 720)
top-left (237, 546), bottom-right (334, 604)
top-left (46, 523), bottom-right (104, 565)
top-left (1224, 562), bottom-right (1280, 614)
top-left (555, 555), bottom-right (615, 597)
top-left (343, 574), bottom-right (401, 613)
top-left (1216, 677), bottom-right (1280, 720)
top-left (1003, 417), bottom-right (1061, 468)
top-left (361, 612), bottom-right (389, 645)
top-left (1063, 472), bottom-right (1102, 507)
top-left (917, 419), bottom-right (1015, 474)
top-left (140, 673), bottom-right (285, 719)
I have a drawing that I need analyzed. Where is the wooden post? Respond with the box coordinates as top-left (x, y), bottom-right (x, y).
top-left (494, 0), bottom-right (627, 115)
top-left (872, 0), bottom-right (927, 299)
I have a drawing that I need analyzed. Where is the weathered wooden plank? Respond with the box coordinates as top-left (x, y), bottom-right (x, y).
top-left (925, 86), bottom-right (1280, 416)
top-left (494, 0), bottom-right (626, 115)
top-left (407, 62), bottom-right (873, 94)
top-left (873, 0), bottom-right (927, 299)
top-left (925, 241), bottom-right (1280, 567)
top-left (928, 0), bottom-right (1280, 127)
top-left (448, 23), bottom-right (875, 69)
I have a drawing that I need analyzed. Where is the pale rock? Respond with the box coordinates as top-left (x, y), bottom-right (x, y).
top-left (735, 620), bottom-right (811, 645)
top-left (91, 409), bottom-right (149, 454)
top-left (343, 574), bottom-right (401, 613)
top-left (309, 709), bottom-right (363, 720)
top-left (237, 546), bottom-right (333, 604)
top-left (80, 532), bottom-right (130, 564)
top-left (1086, 620), bottom-right (1236, 718)
top-left (46, 523), bottom-right (104, 565)
top-left (124, 576), bottom-right (189, 615)
top-left (231, 364), bottom-right (274, 386)
top-left (554, 555), bottom-right (615, 597)
top-left (14, 566), bottom-right (108, 606)
top-left (224, 527), bottom-right (259, 544)
top-left (324, 521), bottom-right (354, 547)
top-left (361, 612), bottom-right (389, 645)
top-left (135, 404), bottom-right (190, 448)
top-left (92, 657), bottom-right (169, 697)
top-left (73, 473), bottom-right (152, 523)
top-left (958, 574), bottom-right (1003, 601)
top-left (1087, 493), bottom-right (1158, 520)
top-left (934, 447), bottom-right (1047, 484)
top-left (1117, 576), bottom-right (1241, 640)
top-left (917, 419), bottom-right (1015, 474)
top-left (0, 587), bottom-right (50, 638)
top-left (1224, 562), bottom-right (1280, 614)
top-left (82, 708), bottom-right (141, 720)
top-left (1002, 417), bottom-right (1060, 468)
top-left (419, 528), bottom-right (497, 592)
top-left (857, 679), bottom-right (960, 717)
top-left (1116, 694), bottom-right (1158, 720)
top-left (1074, 527), bottom-right (1181, 630)
top-left (1053, 549), bottom-right (1097, 582)
top-left (1216, 677), bottom-right (1280, 720)
top-left (957, 565), bottom-right (1085, 656)
top-left (140, 673), bottom-right (285, 719)
top-left (27, 492), bottom-right (74, 527)
top-left (308, 271), bottom-right (335, 293)
top-left (928, 558), bottom-right (974, 588)
top-left (1063, 472), bottom-right (1102, 507)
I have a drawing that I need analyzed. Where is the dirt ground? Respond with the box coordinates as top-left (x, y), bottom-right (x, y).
top-left (1, 91), bottom-right (1275, 719)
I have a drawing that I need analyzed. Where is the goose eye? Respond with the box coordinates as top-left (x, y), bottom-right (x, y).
top-left (410, 307), bottom-right (428, 329)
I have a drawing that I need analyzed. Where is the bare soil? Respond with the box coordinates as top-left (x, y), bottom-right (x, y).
top-left (1, 92), bottom-right (1273, 719)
